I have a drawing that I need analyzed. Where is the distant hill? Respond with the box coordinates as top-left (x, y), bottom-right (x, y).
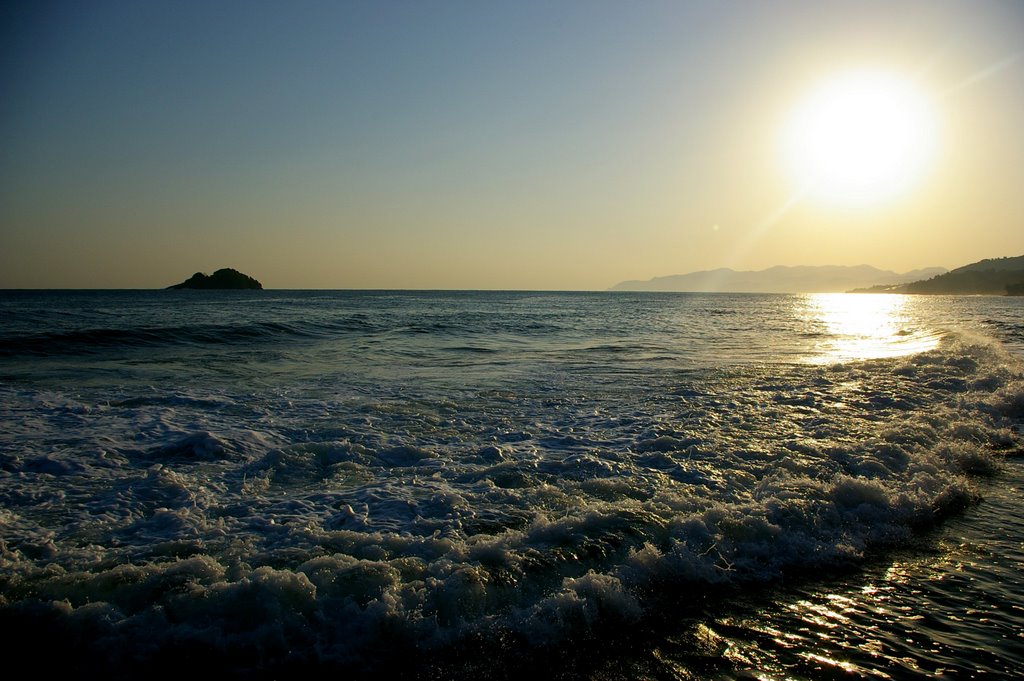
top-left (167, 268), bottom-right (263, 290)
top-left (610, 265), bottom-right (946, 293)
top-left (853, 255), bottom-right (1024, 295)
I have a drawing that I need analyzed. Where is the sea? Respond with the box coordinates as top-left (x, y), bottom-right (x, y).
top-left (1, 290), bottom-right (1022, 679)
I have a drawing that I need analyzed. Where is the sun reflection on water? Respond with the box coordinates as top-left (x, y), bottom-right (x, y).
top-left (802, 293), bottom-right (941, 363)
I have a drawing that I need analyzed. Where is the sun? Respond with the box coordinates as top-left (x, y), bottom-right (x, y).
top-left (782, 70), bottom-right (939, 205)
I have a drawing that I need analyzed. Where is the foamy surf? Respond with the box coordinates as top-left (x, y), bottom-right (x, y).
top-left (1, 291), bottom-right (1022, 678)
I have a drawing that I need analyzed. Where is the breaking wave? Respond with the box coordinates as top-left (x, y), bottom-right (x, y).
top-left (3, 290), bottom-right (1024, 677)
top-left (2, 330), bottom-right (1022, 678)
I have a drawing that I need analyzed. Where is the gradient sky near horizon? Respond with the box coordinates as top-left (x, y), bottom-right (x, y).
top-left (2, 1), bottom-right (1023, 289)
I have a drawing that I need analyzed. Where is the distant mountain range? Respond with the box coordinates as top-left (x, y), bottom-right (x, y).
top-left (852, 255), bottom-right (1024, 295)
top-left (610, 265), bottom-right (948, 293)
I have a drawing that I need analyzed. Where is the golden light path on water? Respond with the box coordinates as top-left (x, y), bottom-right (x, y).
top-left (703, 460), bottom-right (1024, 680)
top-left (802, 293), bottom-right (942, 364)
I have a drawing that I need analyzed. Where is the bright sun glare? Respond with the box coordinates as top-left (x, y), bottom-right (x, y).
top-left (783, 70), bottom-right (939, 205)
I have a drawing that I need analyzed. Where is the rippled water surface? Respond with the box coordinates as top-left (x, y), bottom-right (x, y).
top-left (597, 459), bottom-right (1024, 680)
top-left (1, 290), bottom-right (1022, 678)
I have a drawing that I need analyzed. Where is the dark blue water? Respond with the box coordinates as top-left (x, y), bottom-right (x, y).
top-left (1, 290), bottom-right (1022, 678)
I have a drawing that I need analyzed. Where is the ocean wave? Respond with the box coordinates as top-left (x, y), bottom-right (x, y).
top-left (1, 332), bottom-right (1022, 677)
top-left (0, 317), bottom-right (385, 357)
top-left (0, 318), bottom-right (567, 362)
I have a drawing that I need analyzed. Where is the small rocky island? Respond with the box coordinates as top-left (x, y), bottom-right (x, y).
top-left (167, 268), bottom-right (262, 290)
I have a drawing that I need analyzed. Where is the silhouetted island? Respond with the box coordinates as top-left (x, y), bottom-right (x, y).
top-left (850, 255), bottom-right (1024, 295)
top-left (167, 268), bottom-right (262, 290)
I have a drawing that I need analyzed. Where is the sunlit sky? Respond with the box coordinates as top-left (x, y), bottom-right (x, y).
top-left (2, 1), bottom-right (1022, 289)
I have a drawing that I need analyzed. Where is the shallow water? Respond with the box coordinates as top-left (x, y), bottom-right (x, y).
top-left (735, 455), bottom-right (1024, 679)
top-left (1, 290), bottom-right (1022, 678)
top-left (586, 457), bottom-right (1024, 680)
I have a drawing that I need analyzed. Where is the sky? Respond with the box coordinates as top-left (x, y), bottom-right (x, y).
top-left (2, 1), bottom-right (1023, 289)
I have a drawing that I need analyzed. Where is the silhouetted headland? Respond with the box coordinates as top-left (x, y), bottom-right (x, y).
top-left (167, 268), bottom-right (262, 290)
top-left (850, 255), bottom-right (1024, 295)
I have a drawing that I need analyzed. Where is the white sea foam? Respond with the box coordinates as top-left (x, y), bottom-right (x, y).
top-left (1, 292), bottom-right (1023, 676)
